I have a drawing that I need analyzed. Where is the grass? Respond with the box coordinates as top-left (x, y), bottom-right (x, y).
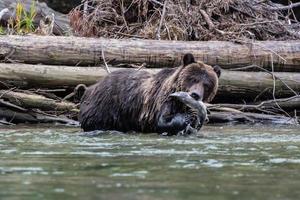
top-left (0, 26), bottom-right (5, 35)
top-left (10, 1), bottom-right (37, 34)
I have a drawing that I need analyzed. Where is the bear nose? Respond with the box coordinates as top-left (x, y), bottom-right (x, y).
top-left (190, 92), bottom-right (202, 101)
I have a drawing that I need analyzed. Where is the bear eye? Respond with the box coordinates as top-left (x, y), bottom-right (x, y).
top-left (204, 87), bottom-right (209, 93)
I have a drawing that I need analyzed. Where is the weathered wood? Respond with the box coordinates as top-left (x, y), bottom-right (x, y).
top-left (0, 119), bottom-right (14, 125)
top-left (1, 36), bottom-right (300, 71)
top-left (0, 63), bottom-right (160, 88)
top-left (0, 63), bottom-right (299, 101)
top-left (217, 70), bottom-right (300, 101)
top-left (0, 107), bottom-right (78, 124)
top-left (0, 107), bottom-right (38, 123)
top-left (209, 95), bottom-right (300, 112)
top-left (0, 90), bottom-right (77, 111)
top-left (0, 63), bottom-right (114, 88)
top-left (208, 111), bottom-right (298, 125)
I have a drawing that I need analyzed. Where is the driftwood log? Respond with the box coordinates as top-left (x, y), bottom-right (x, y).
top-left (0, 63), bottom-right (123, 88)
top-left (0, 89), bottom-right (78, 124)
top-left (0, 90), bottom-right (296, 125)
top-left (208, 111), bottom-right (297, 125)
top-left (0, 107), bottom-right (78, 125)
top-left (0, 63), bottom-right (299, 101)
top-left (0, 90), bottom-right (76, 111)
top-left (209, 96), bottom-right (300, 113)
top-left (216, 69), bottom-right (300, 101)
top-left (0, 36), bottom-right (300, 71)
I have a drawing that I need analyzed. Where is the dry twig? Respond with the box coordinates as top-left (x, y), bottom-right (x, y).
top-left (101, 50), bottom-right (111, 74)
top-left (69, 0), bottom-right (300, 41)
top-left (156, 0), bottom-right (168, 40)
top-left (268, 2), bottom-right (300, 11)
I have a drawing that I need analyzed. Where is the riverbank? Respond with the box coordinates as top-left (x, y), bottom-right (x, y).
top-left (0, 35), bottom-right (299, 126)
top-left (0, 0), bottom-right (299, 127)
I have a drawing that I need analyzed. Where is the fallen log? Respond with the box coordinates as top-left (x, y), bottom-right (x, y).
top-left (0, 63), bottom-right (299, 101)
top-left (216, 70), bottom-right (300, 101)
top-left (0, 107), bottom-right (78, 125)
top-left (209, 95), bottom-right (300, 113)
top-left (208, 111), bottom-right (298, 125)
top-left (0, 119), bottom-right (14, 125)
top-left (1, 36), bottom-right (300, 71)
top-left (0, 90), bottom-right (77, 111)
top-left (0, 63), bottom-right (116, 88)
top-left (0, 107), bottom-right (38, 123)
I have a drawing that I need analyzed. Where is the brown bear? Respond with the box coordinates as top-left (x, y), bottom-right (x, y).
top-left (79, 53), bottom-right (221, 134)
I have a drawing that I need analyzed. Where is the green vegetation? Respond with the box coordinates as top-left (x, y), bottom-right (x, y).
top-left (0, 26), bottom-right (5, 35)
top-left (4, 1), bottom-right (37, 35)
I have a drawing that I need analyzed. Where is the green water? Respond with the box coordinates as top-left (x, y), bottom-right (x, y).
top-left (0, 125), bottom-right (300, 200)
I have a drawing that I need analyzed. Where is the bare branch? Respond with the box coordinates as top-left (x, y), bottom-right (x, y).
top-left (156, 0), bottom-right (168, 40)
top-left (101, 50), bottom-right (111, 74)
top-left (269, 2), bottom-right (300, 11)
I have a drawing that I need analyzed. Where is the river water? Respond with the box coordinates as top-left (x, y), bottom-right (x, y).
top-left (0, 124), bottom-right (300, 200)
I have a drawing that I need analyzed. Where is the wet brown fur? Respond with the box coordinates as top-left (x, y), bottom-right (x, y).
top-left (79, 60), bottom-right (219, 132)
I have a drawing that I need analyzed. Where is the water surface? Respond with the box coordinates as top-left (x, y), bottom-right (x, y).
top-left (0, 124), bottom-right (300, 200)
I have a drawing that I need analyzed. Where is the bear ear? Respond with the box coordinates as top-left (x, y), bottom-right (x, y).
top-left (183, 53), bottom-right (195, 66)
top-left (213, 65), bottom-right (221, 78)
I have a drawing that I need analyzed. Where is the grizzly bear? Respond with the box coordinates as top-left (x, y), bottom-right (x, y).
top-left (79, 53), bottom-right (221, 134)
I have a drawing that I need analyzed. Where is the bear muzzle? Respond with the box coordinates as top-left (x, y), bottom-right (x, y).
top-left (170, 91), bottom-right (208, 130)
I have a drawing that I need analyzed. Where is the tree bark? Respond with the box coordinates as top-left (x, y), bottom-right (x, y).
top-left (209, 95), bottom-right (300, 112)
top-left (0, 63), bottom-right (117, 88)
top-left (216, 70), bottom-right (300, 101)
top-left (0, 107), bottom-right (78, 124)
top-left (208, 111), bottom-right (297, 125)
top-left (0, 90), bottom-right (77, 111)
top-left (0, 63), bottom-right (299, 101)
top-left (1, 36), bottom-right (300, 71)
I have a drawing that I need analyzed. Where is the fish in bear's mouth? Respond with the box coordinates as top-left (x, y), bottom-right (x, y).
top-left (170, 91), bottom-right (208, 134)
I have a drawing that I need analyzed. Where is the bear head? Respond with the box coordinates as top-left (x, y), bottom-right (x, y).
top-left (177, 53), bottom-right (221, 103)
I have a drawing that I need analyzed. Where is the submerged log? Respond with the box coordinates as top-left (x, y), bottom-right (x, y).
top-left (1, 36), bottom-right (300, 71)
top-left (0, 63), bottom-right (299, 100)
top-left (0, 90), bottom-right (77, 111)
